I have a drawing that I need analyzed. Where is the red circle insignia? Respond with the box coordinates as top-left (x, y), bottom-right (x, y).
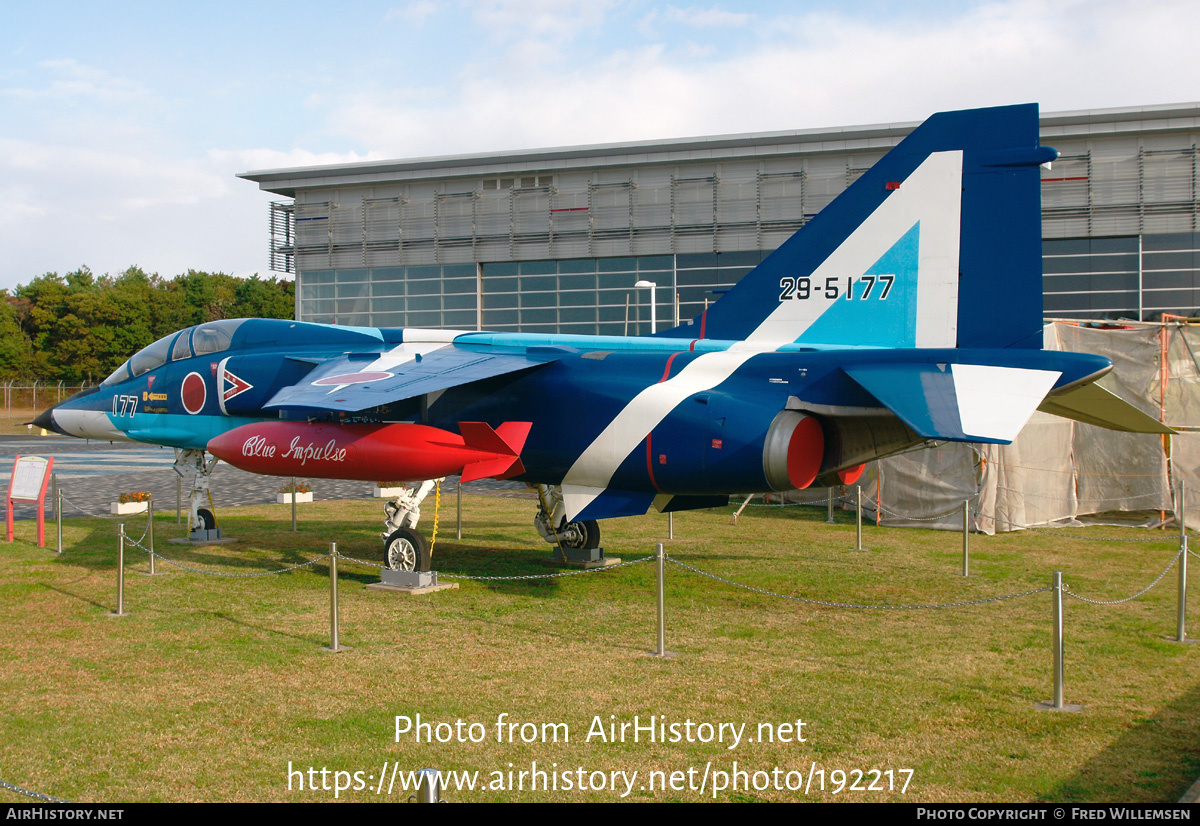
top-left (182, 372), bottom-right (207, 415)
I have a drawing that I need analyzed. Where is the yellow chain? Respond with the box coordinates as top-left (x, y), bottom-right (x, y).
top-left (429, 479), bottom-right (441, 560)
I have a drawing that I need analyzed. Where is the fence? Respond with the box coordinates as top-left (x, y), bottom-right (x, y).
top-left (3, 381), bottom-right (92, 417)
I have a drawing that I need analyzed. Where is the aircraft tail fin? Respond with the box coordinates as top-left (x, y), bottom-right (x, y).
top-left (661, 104), bottom-right (1054, 350)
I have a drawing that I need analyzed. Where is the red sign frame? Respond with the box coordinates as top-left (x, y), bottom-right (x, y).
top-left (6, 455), bottom-right (54, 548)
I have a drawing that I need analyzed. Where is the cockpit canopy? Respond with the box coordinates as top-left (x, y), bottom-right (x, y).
top-left (101, 319), bottom-right (248, 387)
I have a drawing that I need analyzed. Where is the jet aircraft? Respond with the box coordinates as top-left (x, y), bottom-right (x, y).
top-left (34, 104), bottom-right (1169, 571)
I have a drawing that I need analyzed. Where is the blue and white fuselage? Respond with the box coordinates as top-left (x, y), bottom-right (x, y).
top-left (36, 104), bottom-right (1169, 561)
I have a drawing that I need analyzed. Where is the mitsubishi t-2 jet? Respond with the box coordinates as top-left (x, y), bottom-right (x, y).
top-left (34, 104), bottom-right (1169, 571)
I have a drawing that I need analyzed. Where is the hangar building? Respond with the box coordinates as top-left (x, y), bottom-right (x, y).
top-left (239, 104), bottom-right (1200, 333)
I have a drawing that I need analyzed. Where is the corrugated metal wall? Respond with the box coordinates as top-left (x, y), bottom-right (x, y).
top-left (277, 124), bottom-right (1200, 327)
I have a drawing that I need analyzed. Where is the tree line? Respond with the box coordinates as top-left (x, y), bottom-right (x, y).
top-left (0, 266), bottom-right (294, 383)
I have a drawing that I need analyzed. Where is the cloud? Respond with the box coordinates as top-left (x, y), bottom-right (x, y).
top-left (4, 0), bottom-right (1197, 291)
top-left (468, 0), bottom-right (614, 40)
top-left (662, 5), bottom-right (753, 28)
top-left (326, 0), bottom-right (1200, 159)
top-left (384, 1), bottom-right (439, 26)
top-left (0, 139), bottom-right (372, 286)
top-left (0, 58), bottom-right (149, 104)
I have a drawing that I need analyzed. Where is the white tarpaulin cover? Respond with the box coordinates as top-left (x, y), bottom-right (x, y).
top-left (851, 322), bottom-right (1196, 534)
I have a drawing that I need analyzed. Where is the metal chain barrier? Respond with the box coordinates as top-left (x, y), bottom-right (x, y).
top-left (991, 516), bottom-right (1182, 543)
top-left (148, 542), bottom-right (653, 581)
top-left (1063, 548), bottom-right (1184, 605)
top-left (59, 493), bottom-right (125, 519)
top-left (129, 511), bottom-right (152, 547)
top-left (665, 555), bottom-right (1051, 610)
top-left (439, 555), bottom-right (655, 581)
top-left (861, 498), bottom-right (979, 523)
top-left (0, 777), bottom-right (69, 804)
top-left (59, 494), bottom-right (154, 546)
top-left (838, 493), bottom-right (1200, 540)
top-left (123, 534), bottom-right (332, 578)
top-left (336, 554), bottom-right (384, 570)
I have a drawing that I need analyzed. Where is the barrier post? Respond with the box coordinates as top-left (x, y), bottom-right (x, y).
top-left (826, 488), bottom-right (835, 523)
top-left (656, 543), bottom-right (665, 657)
top-left (54, 480), bottom-right (62, 554)
top-left (1052, 571), bottom-right (1064, 708)
top-left (176, 476), bottom-right (181, 525)
top-left (109, 524), bottom-right (127, 617)
top-left (668, 511), bottom-right (674, 540)
top-left (456, 481), bottom-right (462, 540)
top-left (414, 769), bottom-right (442, 803)
top-left (1178, 536), bottom-right (1189, 643)
top-left (1178, 481), bottom-right (1189, 643)
top-left (324, 542), bottom-right (348, 653)
top-left (1035, 571), bottom-right (1081, 711)
top-left (330, 542), bottom-right (339, 650)
top-left (147, 497), bottom-right (156, 575)
top-left (291, 477), bottom-right (297, 532)
top-left (852, 485), bottom-right (866, 551)
top-left (962, 499), bottom-right (970, 577)
top-left (647, 543), bottom-right (675, 658)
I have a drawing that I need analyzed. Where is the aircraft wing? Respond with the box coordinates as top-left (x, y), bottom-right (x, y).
top-left (263, 345), bottom-right (558, 413)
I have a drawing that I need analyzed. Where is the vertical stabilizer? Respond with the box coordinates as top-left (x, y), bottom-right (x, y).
top-left (662, 104), bottom-right (1054, 350)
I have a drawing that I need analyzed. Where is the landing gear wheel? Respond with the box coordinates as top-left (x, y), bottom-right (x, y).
top-left (562, 519), bottom-right (600, 550)
top-left (383, 527), bottom-right (430, 572)
top-left (196, 508), bottom-right (216, 530)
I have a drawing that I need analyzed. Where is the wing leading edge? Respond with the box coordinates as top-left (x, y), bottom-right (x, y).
top-left (1038, 382), bottom-right (1173, 434)
top-left (263, 344), bottom-right (558, 413)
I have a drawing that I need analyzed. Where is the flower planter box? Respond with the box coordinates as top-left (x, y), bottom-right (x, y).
top-left (277, 492), bottom-right (313, 504)
top-left (111, 501), bottom-right (148, 515)
top-left (373, 486), bottom-right (406, 498)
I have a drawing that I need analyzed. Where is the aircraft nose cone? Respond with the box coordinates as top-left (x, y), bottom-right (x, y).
top-left (32, 406), bottom-right (62, 435)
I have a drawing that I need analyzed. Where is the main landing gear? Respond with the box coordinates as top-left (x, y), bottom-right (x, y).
top-left (175, 449), bottom-right (221, 539)
top-left (380, 479), bottom-right (441, 572)
top-left (533, 484), bottom-right (601, 551)
top-left (377, 481), bottom-right (602, 572)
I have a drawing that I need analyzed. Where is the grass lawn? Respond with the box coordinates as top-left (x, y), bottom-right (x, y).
top-left (0, 495), bottom-right (1197, 802)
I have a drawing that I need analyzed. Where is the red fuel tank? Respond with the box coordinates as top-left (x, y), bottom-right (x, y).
top-left (207, 420), bottom-right (531, 483)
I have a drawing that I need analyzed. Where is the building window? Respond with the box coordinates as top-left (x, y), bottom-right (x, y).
top-left (482, 174), bottom-right (552, 191)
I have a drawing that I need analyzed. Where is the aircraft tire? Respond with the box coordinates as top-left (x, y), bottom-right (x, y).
top-left (383, 527), bottom-right (431, 572)
top-left (196, 508), bottom-right (216, 530)
top-left (562, 519), bottom-right (600, 550)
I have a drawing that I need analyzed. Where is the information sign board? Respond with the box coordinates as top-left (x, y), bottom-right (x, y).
top-left (6, 455), bottom-right (54, 547)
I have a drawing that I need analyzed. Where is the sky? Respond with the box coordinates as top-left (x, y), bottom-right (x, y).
top-left (1, 0), bottom-right (1197, 291)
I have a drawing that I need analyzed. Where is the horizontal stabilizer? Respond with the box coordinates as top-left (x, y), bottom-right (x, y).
top-left (844, 362), bottom-right (1061, 444)
top-left (1038, 383), bottom-right (1174, 434)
